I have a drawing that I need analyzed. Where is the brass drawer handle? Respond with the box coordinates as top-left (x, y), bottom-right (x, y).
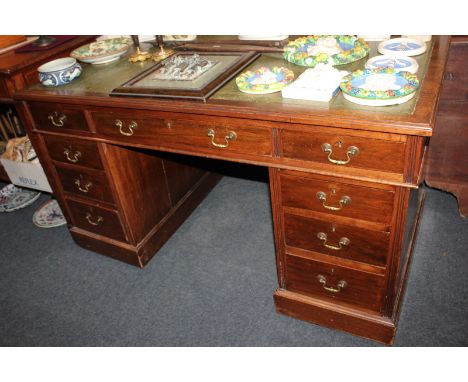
top-left (207, 128), bottom-right (237, 148)
top-left (317, 275), bottom-right (347, 293)
top-left (85, 212), bottom-right (103, 226)
top-left (63, 148), bottom-right (82, 163)
top-left (321, 143), bottom-right (359, 165)
top-left (74, 178), bottom-right (93, 193)
top-left (316, 191), bottom-right (351, 211)
top-left (115, 119), bottom-right (138, 136)
top-left (48, 112), bottom-right (67, 127)
top-left (317, 232), bottom-right (350, 251)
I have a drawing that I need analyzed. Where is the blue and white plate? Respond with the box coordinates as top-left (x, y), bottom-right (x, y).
top-left (365, 55), bottom-right (419, 74)
top-left (0, 184), bottom-right (41, 212)
top-left (32, 199), bottom-right (66, 228)
top-left (378, 38), bottom-right (427, 57)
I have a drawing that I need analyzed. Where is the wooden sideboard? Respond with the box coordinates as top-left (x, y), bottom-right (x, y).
top-left (14, 36), bottom-right (450, 344)
top-left (425, 36), bottom-right (468, 217)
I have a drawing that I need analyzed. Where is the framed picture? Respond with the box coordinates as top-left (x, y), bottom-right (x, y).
top-left (111, 51), bottom-right (260, 101)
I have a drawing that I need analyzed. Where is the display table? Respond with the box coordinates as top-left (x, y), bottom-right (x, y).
top-left (14, 36), bottom-right (450, 344)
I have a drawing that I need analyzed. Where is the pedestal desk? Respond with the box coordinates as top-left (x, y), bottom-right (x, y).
top-left (14, 36), bottom-right (450, 344)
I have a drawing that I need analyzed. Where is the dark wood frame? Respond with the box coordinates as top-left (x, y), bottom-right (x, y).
top-left (111, 51), bottom-right (260, 101)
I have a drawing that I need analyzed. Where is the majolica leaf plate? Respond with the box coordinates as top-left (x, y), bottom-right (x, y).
top-left (283, 35), bottom-right (369, 67)
top-left (236, 66), bottom-right (294, 94)
top-left (340, 68), bottom-right (420, 106)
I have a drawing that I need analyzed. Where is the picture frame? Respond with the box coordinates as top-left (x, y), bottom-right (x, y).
top-left (110, 51), bottom-right (260, 101)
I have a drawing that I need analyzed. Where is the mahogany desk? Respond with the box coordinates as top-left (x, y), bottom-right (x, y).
top-left (14, 36), bottom-right (450, 344)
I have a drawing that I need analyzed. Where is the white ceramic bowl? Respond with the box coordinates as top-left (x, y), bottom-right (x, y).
top-left (37, 57), bottom-right (82, 86)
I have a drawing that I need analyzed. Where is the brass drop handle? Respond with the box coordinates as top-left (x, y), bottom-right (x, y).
top-left (48, 112), bottom-right (67, 127)
top-left (115, 119), bottom-right (138, 136)
top-left (317, 275), bottom-right (347, 293)
top-left (85, 212), bottom-right (103, 226)
top-left (207, 128), bottom-right (237, 148)
top-left (321, 143), bottom-right (359, 165)
top-left (63, 147), bottom-right (81, 163)
top-left (316, 191), bottom-right (351, 211)
top-left (317, 232), bottom-right (350, 251)
top-left (74, 178), bottom-right (93, 193)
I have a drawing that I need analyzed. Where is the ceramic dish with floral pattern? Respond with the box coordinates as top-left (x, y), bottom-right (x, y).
top-left (340, 68), bottom-right (419, 106)
top-left (283, 35), bottom-right (369, 67)
top-left (365, 55), bottom-right (419, 74)
top-left (378, 38), bottom-right (427, 57)
top-left (0, 184), bottom-right (41, 213)
top-left (32, 199), bottom-right (66, 228)
top-left (71, 37), bottom-right (132, 64)
top-left (236, 66), bottom-right (294, 94)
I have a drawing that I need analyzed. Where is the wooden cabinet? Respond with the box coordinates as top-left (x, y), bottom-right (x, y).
top-left (14, 36), bottom-right (450, 344)
top-left (426, 36), bottom-right (468, 217)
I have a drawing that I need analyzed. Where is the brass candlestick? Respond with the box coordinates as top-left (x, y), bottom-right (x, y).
top-left (128, 35), bottom-right (152, 63)
top-left (152, 35), bottom-right (173, 62)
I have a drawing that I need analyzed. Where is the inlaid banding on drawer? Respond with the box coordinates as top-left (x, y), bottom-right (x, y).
top-left (91, 111), bottom-right (273, 157)
top-left (280, 173), bottom-right (395, 225)
top-left (285, 253), bottom-right (386, 312)
top-left (66, 199), bottom-right (127, 242)
top-left (281, 128), bottom-right (407, 174)
top-left (43, 135), bottom-right (103, 170)
top-left (56, 166), bottom-right (115, 204)
top-left (28, 102), bottom-right (89, 132)
top-left (283, 213), bottom-right (390, 267)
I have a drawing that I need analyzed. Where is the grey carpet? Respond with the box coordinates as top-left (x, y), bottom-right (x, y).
top-left (0, 170), bottom-right (467, 346)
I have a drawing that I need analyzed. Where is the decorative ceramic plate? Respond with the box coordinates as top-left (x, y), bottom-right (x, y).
top-left (32, 199), bottom-right (66, 228)
top-left (378, 38), bottom-right (427, 57)
top-left (283, 35), bottom-right (369, 67)
top-left (71, 37), bottom-right (131, 64)
top-left (236, 66), bottom-right (294, 94)
top-left (365, 55), bottom-right (419, 74)
top-left (0, 184), bottom-right (41, 213)
top-left (340, 68), bottom-right (420, 106)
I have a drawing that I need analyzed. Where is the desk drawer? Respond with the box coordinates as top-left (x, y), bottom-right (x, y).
top-left (67, 199), bottom-right (128, 242)
top-left (285, 254), bottom-right (386, 312)
top-left (283, 213), bottom-right (390, 267)
top-left (43, 135), bottom-right (103, 170)
top-left (29, 102), bottom-right (89, 133)
top-left (56, 166), bottom-right (115, 205)
top-left (281, 127), bottom-right (406, 174)
top-left (91, 111), bottom-right (273, 157)
top-left (280, 172), bottom-right (395, 225)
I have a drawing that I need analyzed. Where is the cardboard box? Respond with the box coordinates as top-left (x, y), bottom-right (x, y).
top-left (0, 158), bottom-right (52, 193)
